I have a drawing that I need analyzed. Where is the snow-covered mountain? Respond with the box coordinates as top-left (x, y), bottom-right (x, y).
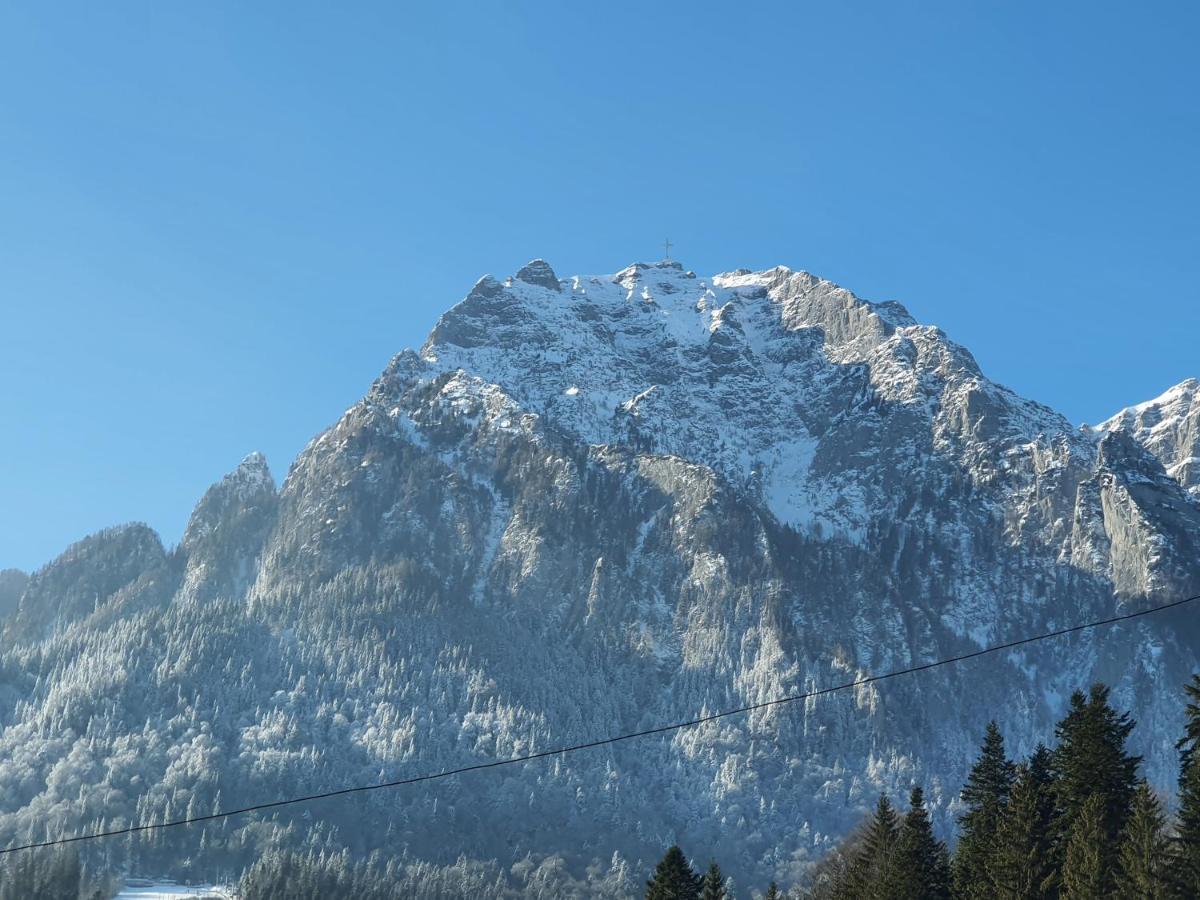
top-left (1099, 377), bottom-right (1200, 502)
top-left (2, 259), bottom-right (1198, 893)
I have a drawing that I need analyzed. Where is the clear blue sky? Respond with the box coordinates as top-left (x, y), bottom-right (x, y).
top-left (2, 2), bottom-right (1197, 572)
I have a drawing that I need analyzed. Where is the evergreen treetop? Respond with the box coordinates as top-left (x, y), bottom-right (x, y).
top-left (892, 786), bottom-right (951, 900)
top-left (839, 794), bottom-right (901, 900)
top-left (1051, 683), bottom-right (1140, 849)
top-left (953, 720), bottom-right (1016, 899)
top-left (986, 744), bottom-right (1056, 900)
top-left (646, 845), bottom-right (701, 900)
top-left (1113, 780), bottom-right (1172, 900)
top-left (699, 860), bottom-right (727, 900)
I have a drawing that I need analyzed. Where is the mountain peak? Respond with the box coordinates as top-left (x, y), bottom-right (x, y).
top-left (403, 257), bottom-right (1085, 540)
top-left (234, 451), bottom-right (274, 490)
top-left (178, 453), bottom-right (280, 604)
top-left (217, 451), bottom-right (276, 499)
top-left (1098, 377), bottom-right (1200, 497)
top-left (1103, 378), bottom-right (1200, 423)
top-left (7, 523), bottom-right (168, 642)
top-left (181, 453), bottom-right (277, 550)
top-left (514, 259), bottom-right (561, 290)
top-left (613, 260), bottom-right (694, 289)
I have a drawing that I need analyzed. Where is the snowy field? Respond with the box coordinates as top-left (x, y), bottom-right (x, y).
top-left (115, 882), bottom-right (234, 899)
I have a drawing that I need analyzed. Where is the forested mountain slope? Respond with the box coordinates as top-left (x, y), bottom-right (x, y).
top-left (2, 259), bottom-right (1197, 892)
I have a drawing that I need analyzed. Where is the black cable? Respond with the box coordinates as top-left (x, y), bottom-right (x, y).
top-left (2, 592), bottom-right (1197, 855)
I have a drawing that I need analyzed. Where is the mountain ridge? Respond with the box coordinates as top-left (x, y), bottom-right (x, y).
top-left (1, 258), bottom-right (1197, 892)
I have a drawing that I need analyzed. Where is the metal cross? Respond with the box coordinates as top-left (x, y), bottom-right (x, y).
top-left (663, 238), bottom-right (673, 260)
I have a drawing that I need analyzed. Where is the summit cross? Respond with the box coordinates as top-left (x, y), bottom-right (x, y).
top-left (663, 238), bottom-right (673, 260)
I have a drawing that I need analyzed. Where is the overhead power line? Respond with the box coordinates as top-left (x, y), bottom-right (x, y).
top-left (2, 592), bottom-right (1198, 856)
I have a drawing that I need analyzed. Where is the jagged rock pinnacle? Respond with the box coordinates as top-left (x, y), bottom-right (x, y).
top-left (514, 259), bottom-right (561, 291)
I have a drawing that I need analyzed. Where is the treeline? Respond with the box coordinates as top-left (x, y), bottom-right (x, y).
top-left (232, 846), bottom-right (631, 898)
top-left (238, 850), bottom-right (398, 899)
top-left (0, 847), bottom-right (111, 900)
top-left (650, 676), bottom-right (1200, 899)
top-left (8, 676), bottom-right (1200, 898)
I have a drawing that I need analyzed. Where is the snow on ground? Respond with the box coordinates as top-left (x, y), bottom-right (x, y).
top-left (115, 882), bottom-right (235, 899)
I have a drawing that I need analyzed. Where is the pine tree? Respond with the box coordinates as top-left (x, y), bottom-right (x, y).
top-left (1113, 780), bottom-right (1172, 899)
top-left (646, 846), bottom-right (701, 900)
top-left (763, 882), bottom-right (782, 900)
top-left (986, 745), bottom-right (1056, 900)
top-left (842, 794), bottom-right (900, 900)
top-left (954, 721), bottom-right (1016, 899)
top-left (1176, 674), bottom-right (1200, 897)
top-left (811, 819), bottom-right (869, 900)
top-left (892, 786), bottom-right (951, 900)
top-left (699, 860), bottom-right (727, 900)
top-left (1050, 683), bottom-right (1140, 880)
top-left (1060, 793), bottom-right (1108, 900)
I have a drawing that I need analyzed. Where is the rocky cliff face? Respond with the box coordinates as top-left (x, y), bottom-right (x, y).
top-left (0, 260), bottom-right (1197, 891)
top-left (178, 452), bottom-right (278, 605)
top-left (1100, 378), bottom-right (1200, 501)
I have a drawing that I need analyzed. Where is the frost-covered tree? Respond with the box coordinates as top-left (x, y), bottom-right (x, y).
top-left (0, 848), bottom-right (99, 900)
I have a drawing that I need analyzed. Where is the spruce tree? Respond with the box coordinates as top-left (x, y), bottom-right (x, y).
top-left (699, 860), bottom-right (727, 900)
top-left (1176, 674), bottom-right (1200, 896)
top-left (646, 845), bottom-right (701, 900)
top-left (763, 882), bottom-right (782, 900)
top-left (815, 820), bottom-right (870, 900)
top-left (1050, 683), bottom-right (1140, 879)
top-left (1060, 793), bottom-right (1108, 900)
top-left (1113, 780), bottom-right (1171, 899)
top-left (986, 745), bottom-right (1056, 900)
top-left (954, 721), bottom-right (1016, 899)
top-left (843, 794), bottom-right (900, 900)
top-left (892, 786), bottom-right (951, 900)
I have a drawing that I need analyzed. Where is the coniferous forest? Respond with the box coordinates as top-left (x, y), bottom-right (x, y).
top-left (645, 677), bottom-right (1200, 900)
top-left (2, 676), bottom-right (1200, 897)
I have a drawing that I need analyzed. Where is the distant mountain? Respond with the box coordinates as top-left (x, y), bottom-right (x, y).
top-left (1, 259), bottom-right (1197, 893)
